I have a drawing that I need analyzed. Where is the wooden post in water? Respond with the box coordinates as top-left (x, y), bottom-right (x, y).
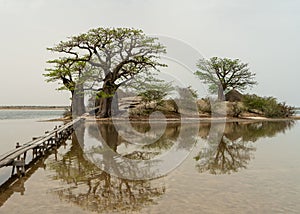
top-left (12, 142), bottom-right (21, 176)
top-left (15, 157), bottom-right (25, 177)
top-left (16, 142), bottom-right (20, 160)
top-left (11, 143), bottom-right (26, 177)
top-left (23, 151), bottom-right (27, 164)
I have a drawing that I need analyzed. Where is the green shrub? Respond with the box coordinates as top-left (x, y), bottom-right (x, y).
top-left (139, 89), bottom-right (166, 108)
top-left (243, 94), bottom-right (295, 118)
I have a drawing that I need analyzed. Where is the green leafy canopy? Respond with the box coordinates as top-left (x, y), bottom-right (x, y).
top-left (195, 57), bottom-right (257, 94)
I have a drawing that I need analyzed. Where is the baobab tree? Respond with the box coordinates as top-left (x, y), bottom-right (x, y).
top-left (44, 59), bottom-right (88, 116)
top-left (45, 27), bottom-right (166, 118)
top-left (195, 57), bottom-right (257, 100)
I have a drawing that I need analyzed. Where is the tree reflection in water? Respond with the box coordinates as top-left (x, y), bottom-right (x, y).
top-left (85, 121), bottom-right (197, 180)
top-left (47, 120), bottom-right (295, 212)
top-left (195, 120), bottom-right (295, 174)
top-left (49, 121), bottom-right (192, 213)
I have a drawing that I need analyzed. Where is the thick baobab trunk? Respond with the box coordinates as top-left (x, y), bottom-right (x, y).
top-left (217, 83), bottom-right (225, 101)
top-left (98, 93), bottom-right (113, 118)
top-left (95, 84), bottom-right (119, 118)
top-left (71, 83), bottom-right (86, 117)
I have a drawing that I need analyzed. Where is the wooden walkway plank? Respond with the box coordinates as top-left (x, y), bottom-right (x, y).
top-left (0, 118), bottom-right (84, 168)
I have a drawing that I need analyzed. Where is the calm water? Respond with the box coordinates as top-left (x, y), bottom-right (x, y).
top-left (0, 116), bottom-right (300, 213)
top-left (0, 110), bottom-right (64, 188)
top-left (0, 110), bottom-right (64, 153)
top-left (0, 109), bottom-right (64, 120)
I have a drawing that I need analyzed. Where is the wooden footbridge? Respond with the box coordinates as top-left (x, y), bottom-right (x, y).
top-left (0, 118), bottom-right (84, 177)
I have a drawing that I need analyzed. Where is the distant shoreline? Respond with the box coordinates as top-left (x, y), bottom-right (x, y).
top-left (0, 106), bottom-right (68, 110)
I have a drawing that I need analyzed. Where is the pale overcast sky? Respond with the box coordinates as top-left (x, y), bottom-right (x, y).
top-left (0, 0), bottom-right (299, 106)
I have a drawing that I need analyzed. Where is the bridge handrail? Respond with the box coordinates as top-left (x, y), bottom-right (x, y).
top-left (0, 118), bottom-right (83, 167)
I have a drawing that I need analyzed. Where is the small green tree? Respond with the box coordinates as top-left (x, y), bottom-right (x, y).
top-left (44, 59), bottom-right (87, 116)
top-left (137, 78), bottom-right (174, 110)
top-left (195, 57), bottom-right (257, 100)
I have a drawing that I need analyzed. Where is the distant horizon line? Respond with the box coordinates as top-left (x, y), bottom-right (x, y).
top-left (0, 105), bottom-right (69, 109)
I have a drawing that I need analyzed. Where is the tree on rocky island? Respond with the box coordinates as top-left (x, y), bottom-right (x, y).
top-left (195, 57), bottom-right (257, 100)
top-left (45, 27), bottom-right (166, 118)
top-left (44, 59), bottom-right (88, 116)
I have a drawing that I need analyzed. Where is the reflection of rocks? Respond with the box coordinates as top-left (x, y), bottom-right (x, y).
top-left (87, 121), bottom-right (186, 157)
top-left (224, 120), bottom-right (295, 142)
top-left (199, 120), bottom-right (295, 142)
top-left (199, 123), bottom-right (211, 139)
top-left (195, 120), bottom-right (295, 174)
